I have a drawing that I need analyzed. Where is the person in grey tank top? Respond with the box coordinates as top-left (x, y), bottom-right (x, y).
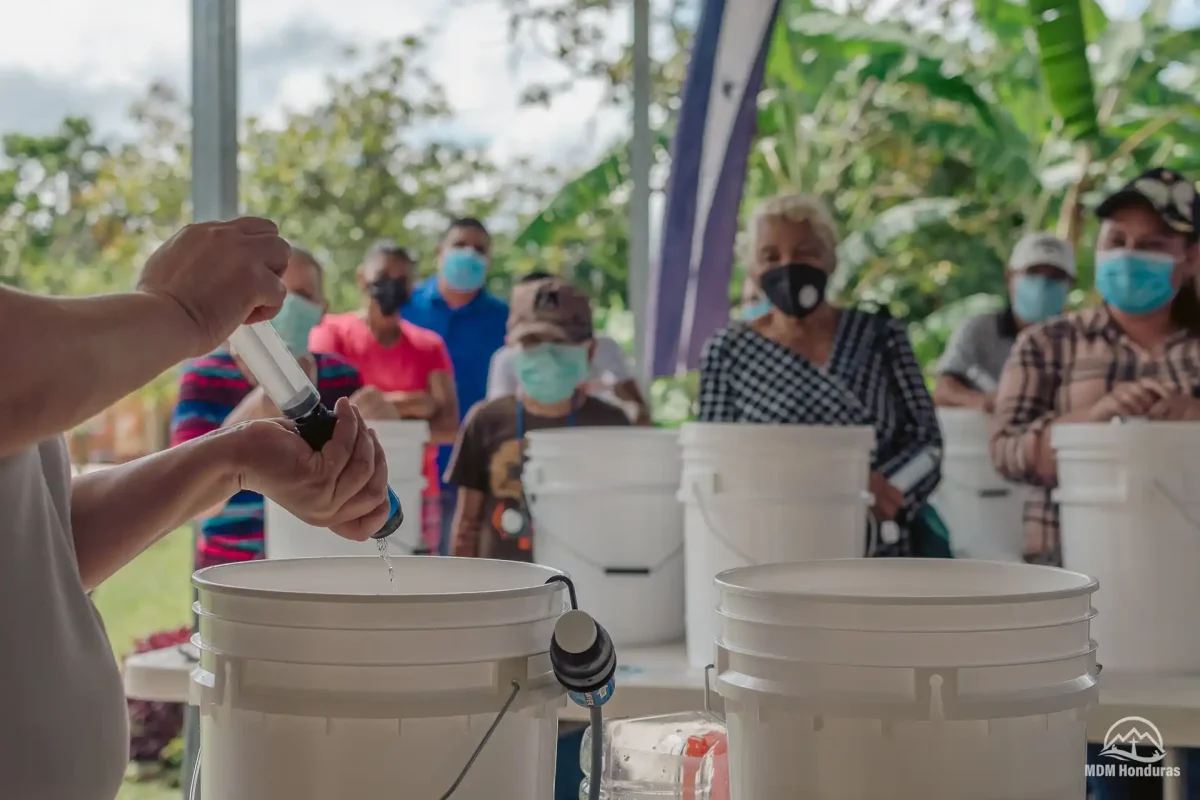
top-left (934, 233), bottom-right (1076, 412)
top-left (0, 218), bottom-right (396, 800)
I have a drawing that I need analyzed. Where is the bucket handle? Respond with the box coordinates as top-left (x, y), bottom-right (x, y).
top-left (703, 663), bottom-right (726, 724)
top-left (531, 521), bottom-right (684, 577)
top-left (938, 474), bottom-right (1012, 499)
top-left (686, 471), bottom-right (874, 564)
top-left (1152, 478), bottom-right (1200, 533)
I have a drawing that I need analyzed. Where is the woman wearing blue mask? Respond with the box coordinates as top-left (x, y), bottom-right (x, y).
top-left (990, 167), bottom-right (1200, 799)
top-left (698, 193), bottom-right (943, 557)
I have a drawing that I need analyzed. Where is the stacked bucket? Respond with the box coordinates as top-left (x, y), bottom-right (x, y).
top-left (713, 559), bottom-right (1099, 799)
top-left (524, 427), bottom-right (685, 646)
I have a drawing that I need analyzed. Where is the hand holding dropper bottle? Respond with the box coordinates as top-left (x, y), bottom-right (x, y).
top-left (228, 321), bottom-right (404, 540)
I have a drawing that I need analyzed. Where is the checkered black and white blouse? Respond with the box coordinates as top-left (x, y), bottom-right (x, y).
top-left (697, 308), bottom-right (942, 553)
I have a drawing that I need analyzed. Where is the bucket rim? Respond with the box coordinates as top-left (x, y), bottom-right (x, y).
top-left (1051, 419), bottom-right (1200, 447)
top-left (715, 604), bottom-right (1097, 634)
top-left (714, 559), bottom-right (1097, 606)
top-left (193, 556), bottom-right (566, 604)
top-left (680, 421), bottom-right (874, 440)
top-left (716, 638), bottom-right (1099, 671)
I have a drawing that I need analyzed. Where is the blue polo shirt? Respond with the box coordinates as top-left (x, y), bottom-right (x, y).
top-left (402, 277), bottom-right (509, 486)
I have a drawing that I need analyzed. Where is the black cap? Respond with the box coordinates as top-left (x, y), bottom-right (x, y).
top-left (1097, 167), bottom-right (1198, 240)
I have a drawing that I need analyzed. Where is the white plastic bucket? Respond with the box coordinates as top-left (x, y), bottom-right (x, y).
top-left (931, 409), bottom-right (1028, 561)
top-left (1054, 421), bottom-right (1200, 672)
top-left (191, 557), bottom-right (568, 800)
top-left (714, 559), bottom-right (1098, 800)
top-left (367, 419), bottom-right (430, 482)
top-left (679, 423), bottom-right (875, 668)
top-left (265, 478), bottom-right (426, 557)
top-left (524, 427), bottom-right (682, 487)
top-left (525, 428), bottom-right (684, 647)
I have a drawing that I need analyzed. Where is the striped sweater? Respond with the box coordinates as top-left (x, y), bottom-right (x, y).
top-left (169, 349), bottom-right (362, 568)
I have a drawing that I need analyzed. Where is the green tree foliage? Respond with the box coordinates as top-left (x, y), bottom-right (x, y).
top-left (0, 37), bottom-right (548, 313)
top-left (511, 0), bottom-right (1199, 366)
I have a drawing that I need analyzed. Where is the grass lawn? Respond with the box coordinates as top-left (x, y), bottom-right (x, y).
top-left (94, 526), bottom-right (194, 800)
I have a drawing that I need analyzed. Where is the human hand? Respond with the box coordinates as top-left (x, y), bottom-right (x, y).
top-left (138, 217), bottom-right (291, 357)
top-left (980, 393), bottom-right (997, 414)
top-left (350, 385), bottom-right (398, 420)
top-left (869, 471), bottom-right (905, 521)
top-left (1147, 393), bottom-right (1200, 422)
top-left (1086, 379), bottom-right (1170, 422)
top-left (237, 398), bottom-right (392, 541)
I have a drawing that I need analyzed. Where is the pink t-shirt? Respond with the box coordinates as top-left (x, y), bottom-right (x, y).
top-left (310, 313), bottom-right (454, 498)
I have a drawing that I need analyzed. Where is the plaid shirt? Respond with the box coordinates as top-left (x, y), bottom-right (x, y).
top-left (990, 306), bottom-right (1200, 565)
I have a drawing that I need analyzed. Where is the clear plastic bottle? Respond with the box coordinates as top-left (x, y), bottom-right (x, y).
top-left (579, 712), bottom-right (729, 799)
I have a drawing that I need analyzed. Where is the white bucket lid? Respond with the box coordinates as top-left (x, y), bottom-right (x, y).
top-left (715, 559), bottom-right (1096, 607)
top-left (1051, 419), bottom-right (1200, 450)
top-left (680, 422), bottom-right (875, 450)
top-left (194, 557), bottom-right (568, 630)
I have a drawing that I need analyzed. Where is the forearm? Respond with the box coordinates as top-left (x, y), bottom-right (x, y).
top-left (428, 413), bottom-right (460, 445)
top-left (70, 426), bottom-right (245, 589)
top-left (0, 287), bottom-right (195, 458)
top-left (450, 488), bottom-right (485, 557)
top-left (425, 372), bottom-right (460, 444)
top-left (386, 391), bottom-right (438, 419)
top-left (933, 375), bottom-right (987, 409)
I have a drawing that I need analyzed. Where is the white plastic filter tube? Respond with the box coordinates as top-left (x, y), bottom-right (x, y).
top-left (228, 323), bottom-right (319, 418)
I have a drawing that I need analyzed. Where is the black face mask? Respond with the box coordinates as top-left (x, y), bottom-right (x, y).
top-left (759, 263), bottom-right (828, 319)
top-left (369, 278), bottom-right (410, 316)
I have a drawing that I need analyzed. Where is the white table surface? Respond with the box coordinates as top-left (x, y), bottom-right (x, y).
top-left (124, 641), bottom-right (1200, 747)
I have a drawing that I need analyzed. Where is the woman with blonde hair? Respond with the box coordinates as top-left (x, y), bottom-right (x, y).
top-left (697, 193), bottom-right (942, 556)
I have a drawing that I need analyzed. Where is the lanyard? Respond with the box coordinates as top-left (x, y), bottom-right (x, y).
top-left (501, 394), bottom-right (580, 543)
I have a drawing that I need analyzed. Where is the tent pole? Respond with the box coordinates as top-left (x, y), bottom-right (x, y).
top-left (184, 0), bottom-right (238, 795)
top-left (630, 0), bottom-right (653, 387)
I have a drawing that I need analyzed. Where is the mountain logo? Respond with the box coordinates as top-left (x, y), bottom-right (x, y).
top-left (1099, 717), bottom-right (1167, 764)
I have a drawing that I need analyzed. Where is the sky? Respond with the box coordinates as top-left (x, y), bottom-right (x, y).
top-left (1, 0), bottom-right (1196, 175)
top-left (0, 0), bottom-right (633, 170)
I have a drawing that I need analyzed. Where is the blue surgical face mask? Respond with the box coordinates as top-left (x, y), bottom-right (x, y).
top-left (1012, 274), bottom-right (1069, 323)
top-left (269, 292), bottom-right (324, 357)
top-left (512, 343), bottom-right (590, 404)
top-left (440, 247), bottom-right (488, 292)
top-left (741, 298), bottom-right (772, 322)
top-left (1095, 249), bottom-right (1179, 315)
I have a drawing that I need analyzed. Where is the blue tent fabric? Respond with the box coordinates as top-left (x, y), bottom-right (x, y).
top-left (647, 0), bottom-right (782, 377)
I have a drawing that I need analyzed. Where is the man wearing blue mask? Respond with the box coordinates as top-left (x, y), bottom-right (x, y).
top-left (445, 276), bottom-right (630, 561)
top-left (402, 218), bottom-right (509, 554)
top-left (935, 233), bottom-right (1075, 412)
